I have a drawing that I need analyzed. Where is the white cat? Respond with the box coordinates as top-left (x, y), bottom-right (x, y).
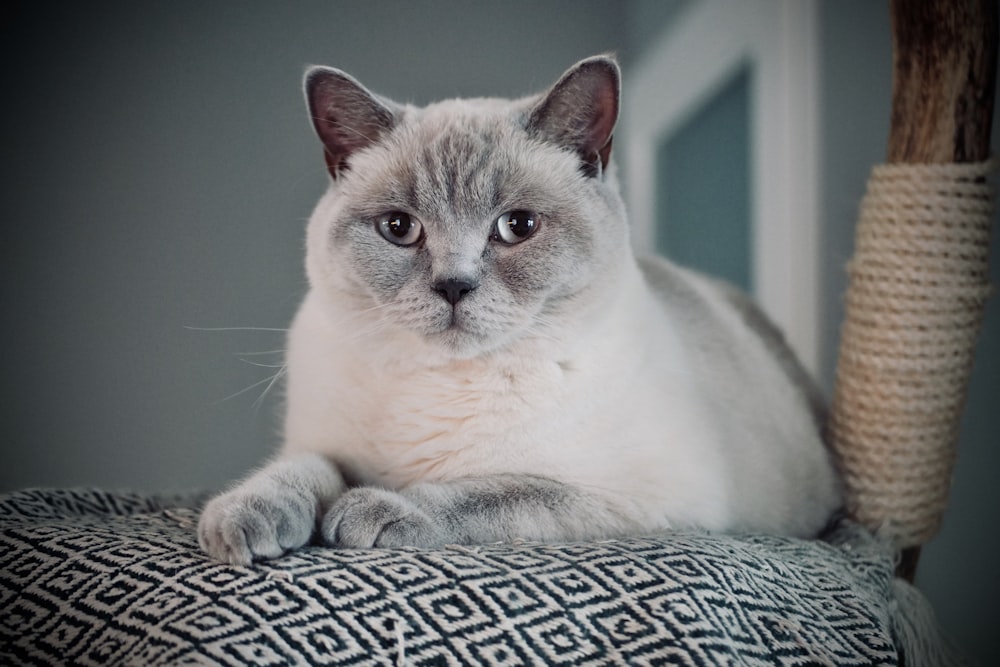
top-left (198, 55), bottom-right (841, 565)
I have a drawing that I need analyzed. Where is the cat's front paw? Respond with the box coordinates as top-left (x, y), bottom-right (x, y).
top-left (198, 482), bottom-right (316, 566)
top-left (321, 488), bottom-right (446, 548)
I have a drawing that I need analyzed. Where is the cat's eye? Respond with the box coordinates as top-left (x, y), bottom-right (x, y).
top-left (493, 210), bottom-right (539, 245)
top-left (377, 211), bottom-right (423, 246)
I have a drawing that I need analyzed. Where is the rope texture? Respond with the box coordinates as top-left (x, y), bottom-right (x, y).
top-left (829, 160), bottom-right (996, 549)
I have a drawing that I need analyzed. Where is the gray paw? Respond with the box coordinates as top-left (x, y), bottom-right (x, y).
top-left (198, 482), bottom-right (316, 565)
top-left (321, 488), bottom-right (446, 548)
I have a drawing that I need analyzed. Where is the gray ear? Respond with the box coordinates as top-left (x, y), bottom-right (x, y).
top-left (527, 56), bottom-right (620, 177)
top-left (304, 66), bottom-right (397, 179)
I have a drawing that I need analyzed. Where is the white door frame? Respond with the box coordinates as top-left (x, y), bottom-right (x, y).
top-left (623, 0), bottom-right (821, 377)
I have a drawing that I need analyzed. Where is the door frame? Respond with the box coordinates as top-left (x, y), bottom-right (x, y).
top-left (623, 0), bottom-right (821, 376)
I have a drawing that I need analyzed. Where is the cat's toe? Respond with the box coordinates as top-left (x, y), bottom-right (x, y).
top-left (198, 486), bottom-right (315, 564)
top-left (198, 502), bottom-right (253, 565)
top-left (321, 488), bottom-right (444, 548)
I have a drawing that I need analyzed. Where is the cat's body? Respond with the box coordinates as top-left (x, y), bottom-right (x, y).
top-left (199, 56), bottom-right (841, 565)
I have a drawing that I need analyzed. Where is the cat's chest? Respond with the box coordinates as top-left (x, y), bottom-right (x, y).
top-left (345, 355), bottom-right (572, 485)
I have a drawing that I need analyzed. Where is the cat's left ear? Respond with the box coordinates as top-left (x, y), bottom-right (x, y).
top-left (528, 55), bottom-right (620, 178)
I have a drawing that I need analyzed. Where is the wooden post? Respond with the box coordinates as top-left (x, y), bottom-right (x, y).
top-left (849, 0), bottom-right (997, 582)
top-left (890, 0), bottom-right (996, 582)
top-left (887, 0), bottom-right (997, 165)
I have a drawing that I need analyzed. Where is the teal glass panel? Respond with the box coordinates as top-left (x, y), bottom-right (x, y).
top-left (655, 67), bottom-right (752, 292)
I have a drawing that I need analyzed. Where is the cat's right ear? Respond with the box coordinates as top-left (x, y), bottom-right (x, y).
top-left (304, 67), bottom-right (397, 179)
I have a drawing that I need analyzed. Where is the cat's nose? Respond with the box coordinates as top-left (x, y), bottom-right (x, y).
top-left (433, 278), bottom-right (478, 305)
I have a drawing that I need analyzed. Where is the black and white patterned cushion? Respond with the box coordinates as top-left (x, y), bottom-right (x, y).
top-left (0, 488), bottom-right (952, 665)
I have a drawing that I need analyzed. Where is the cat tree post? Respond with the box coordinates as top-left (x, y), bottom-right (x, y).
top-left (828, 0), bottom-right (997, 582)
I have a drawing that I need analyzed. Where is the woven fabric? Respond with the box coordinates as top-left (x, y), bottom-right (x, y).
top-left (1, 488), bottom-right (917, 665)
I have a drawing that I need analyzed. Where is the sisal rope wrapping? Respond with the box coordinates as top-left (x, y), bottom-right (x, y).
top-left (829, 160), bottom-right (996, 549)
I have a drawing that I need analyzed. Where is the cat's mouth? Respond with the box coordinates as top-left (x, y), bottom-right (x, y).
top-left (413, 293), bottom-right (532, 358)
top-left (436, 308), bottom-right (473, 337)
top-left (423, 305), bottom-right (494, 356)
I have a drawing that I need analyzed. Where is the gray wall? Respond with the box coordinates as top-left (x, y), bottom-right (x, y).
top-left (1, 0), bottom-right (625, 493)
top-left (2, 0), bottom-right (998, 662)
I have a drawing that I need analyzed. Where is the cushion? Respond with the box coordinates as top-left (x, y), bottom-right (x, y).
top-left (0, 488), bottom-right (959, 665)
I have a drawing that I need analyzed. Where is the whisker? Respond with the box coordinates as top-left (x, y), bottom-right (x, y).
top-left (213, 373), bottom-right (285, 405)
top-left (238, 358), bottom-right (286, 369)
top-left (186, 326), bottom-right (289, 333)
top-left (328, 317), bottom-right (394, 346)
top-left (314, 300), bottom-right (401, 344)
top-left (345, 300), bottom-right (397, 319)
top-left (253, 366), bottom-right (288, 413)
top-left (524, 314), bottom-right (562, 344)
top-left (234, 348), bottom-right (286, 356)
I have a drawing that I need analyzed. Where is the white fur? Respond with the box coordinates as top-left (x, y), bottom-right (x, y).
top-left (283, 189), bottom-right (839, 537)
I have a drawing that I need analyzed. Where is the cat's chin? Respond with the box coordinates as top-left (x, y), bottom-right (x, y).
top-left (423, 326), bottom-right (498, 360)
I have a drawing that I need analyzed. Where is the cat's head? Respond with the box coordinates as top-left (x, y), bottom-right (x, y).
top-left (302, 56), bottom-right (630, 359)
